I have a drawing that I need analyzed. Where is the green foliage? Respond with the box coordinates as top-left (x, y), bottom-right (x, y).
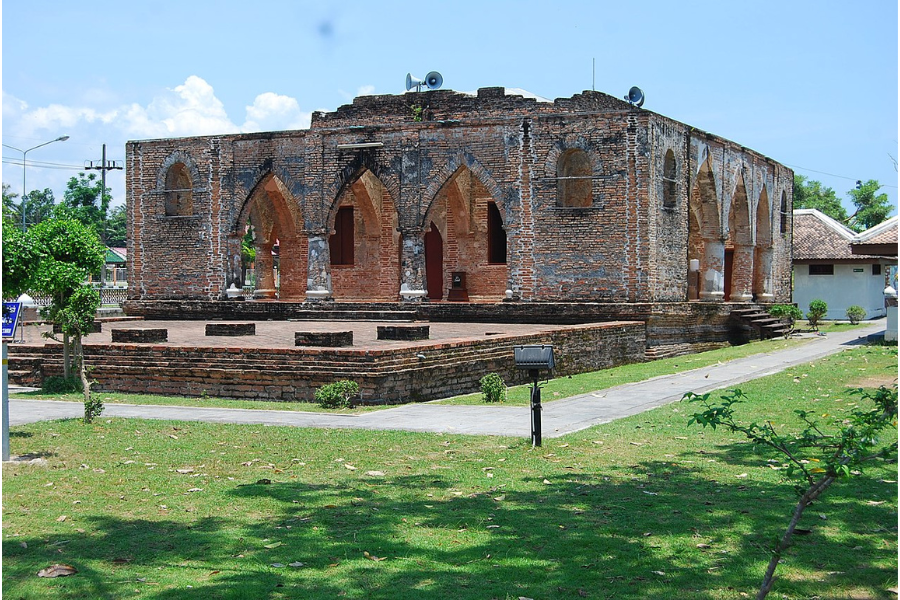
top-left (2, 183), bottom-right (21, 227)
top-left (479, 372), bottom-right (506, 403)
top-left (315, 380), bottom-right (359, 409)
top-left (793, 175), bottom-right (848, 222)
top-left (103, 204), bottom-right (127, 247)
top-left (846, 305), bottom-right (867, 324)
top-left (847, 179), bottom-right (893, 232)
top-left (685, 385), bottom-right (898, 598)
top-left (21, 188), bottom-right (57, 228)
top-left (767, 303), bottom-right (802, 323)
top-left (63, 172), bottom-right (111, 242)
top-left (806, 299), bottom-right (828, 330)
top-left (41, 376), bottom-right (83, 394)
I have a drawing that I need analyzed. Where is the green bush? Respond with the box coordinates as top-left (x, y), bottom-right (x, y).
top-left (806, 299), bottom-right (828, 330)
top-left (479, 373), bottom-right (506, 403)
top-left (846, 305), bottom-right (867, 324)
top-left (315, 380), bottom-right (359, 409)
top-left (42, 376), bottom-right (83, 394)
top-left (767, 304), bottom-right (802, 323)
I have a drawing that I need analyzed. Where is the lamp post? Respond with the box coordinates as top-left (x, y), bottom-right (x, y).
top-left (2, 135), bottom-right (70, 230)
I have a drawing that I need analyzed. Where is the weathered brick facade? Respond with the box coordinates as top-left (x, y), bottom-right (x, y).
top-left (126, 87), bottom-right (792, 306)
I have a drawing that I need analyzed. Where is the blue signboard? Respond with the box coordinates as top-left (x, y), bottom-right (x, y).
top-left (2, 303), bottom-right (22, 338)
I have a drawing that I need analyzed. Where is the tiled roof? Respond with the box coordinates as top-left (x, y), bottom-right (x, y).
top-left (792, 209), bottom-right (857, 260)
top-left (852, 215), bottom-right (898, 252)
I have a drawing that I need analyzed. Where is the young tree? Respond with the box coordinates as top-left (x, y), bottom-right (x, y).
top-left (793, 175), bottom-right (848, 223)
top-left (847, 179), bottom-right (893, 232)
top-left (685, 385), bottom-right (897, 599)
top-left (2, 183), bottom-right (21, 227)
top-left (2, 212), bottom-right (106, 422)
top-left (104, 204), bottom-right (127, 247)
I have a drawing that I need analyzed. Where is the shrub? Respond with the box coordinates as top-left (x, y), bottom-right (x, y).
top-left (479, 373), bottom-right (506, 403)
top-left (846, 305), bottom-right (867, 324)
top-left (767, 304), bottom-right (802, 324)
top-left (315, 380), bottom-right (359, 409)
top-left (806, 299), bottom-right (828, 330)
top-left (42, 376), bottom-right (83, 394)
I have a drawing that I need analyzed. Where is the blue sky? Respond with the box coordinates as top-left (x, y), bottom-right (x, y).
top-left (3, 1), bottom-right (897, 217)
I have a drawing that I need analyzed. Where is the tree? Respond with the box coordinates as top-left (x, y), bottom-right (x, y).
top-left (792, 175), bottom-right (848, 223)
top-left (846, 179), bottom-right (893, 232)
top-left (685, 385), bottom-right (897, 599)
top-left (3, 183), bottom-right (21, 227)
top-left (104, 204), bottom-right (127, 247)
top-left (2, 212), bottom-right (106, 422)
top-left (63, 172), bottom-right (111, 243)
top-left (22, 187), bottom-right (57, 228)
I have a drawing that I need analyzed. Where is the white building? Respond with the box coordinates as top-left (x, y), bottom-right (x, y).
top-left (792, 209), bottom-right (897, 321)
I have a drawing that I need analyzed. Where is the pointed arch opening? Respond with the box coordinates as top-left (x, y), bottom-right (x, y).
top-left (424, 165), bottom-right (509, 301)
top-left (753, 187), bottom-right (775, 301)
top-left (726, 174), bottom-right (753, 301)
top-left (233, 173), bottom-right (306, 300)
top-left (688, 157), bottom-right (725, 301)
top-left (328, 169), bottom-right (400, 301)
top-left (662, 149), bottom-right (677, 209)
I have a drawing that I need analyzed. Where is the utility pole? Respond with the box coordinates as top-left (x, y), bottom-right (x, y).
top-left (85, 144), bottom-right (123, 285)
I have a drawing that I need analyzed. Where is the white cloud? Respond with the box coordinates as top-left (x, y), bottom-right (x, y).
top-left (242, 92), bottom-right (312, 132)
top-left (356, 85), bottom-right (376, 97)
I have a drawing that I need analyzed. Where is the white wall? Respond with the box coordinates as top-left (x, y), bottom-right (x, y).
top-left (794, 263), bottom-right (887, 320)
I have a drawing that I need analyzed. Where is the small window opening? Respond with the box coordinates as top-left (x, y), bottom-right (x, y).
top-left (780, 192), bottom-right (788, 234)
top-left (487, 202), bottom-right (507, 264)
top-left (329, 206), bottom-right (354, 265)
top-left (164, 163), bottom-right (193, 216)
top-left (662, 149), bottom-right (677, 209)
top-left (557, 149), bottom-right (592, 208)
top-left (873, 264), bottom-right (882, 276)
top-left (809, 264), bottom-right (834, 275)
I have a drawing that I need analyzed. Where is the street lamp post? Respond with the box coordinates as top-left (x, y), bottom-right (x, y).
top-left (2, 135), bottom-right (70, 230)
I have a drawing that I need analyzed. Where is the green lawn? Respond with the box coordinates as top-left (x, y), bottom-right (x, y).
top-left (3, 344), bottom-right (896, 599)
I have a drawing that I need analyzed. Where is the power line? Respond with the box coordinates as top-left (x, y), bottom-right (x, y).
top-left (786, 163), bottom-right (898, 189)
top-left (1, 158), bottom-right (85, 170)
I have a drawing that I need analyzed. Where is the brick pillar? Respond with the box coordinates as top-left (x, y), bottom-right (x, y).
top-left (306, 232), bottom-right (332, 301)
top-left (730, 244), bottom-right (754, 302)
top-left (254, 242), bottom-right (276, 298)
top-left (699, 239), bottom-right (725, 301)
top-left (399, 228), bottom-right (427, 302)
top-left (753, 247), bottom-right (775, 302)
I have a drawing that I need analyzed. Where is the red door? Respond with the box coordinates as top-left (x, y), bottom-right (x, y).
top-left (424, 222), bottom-right (443, 300)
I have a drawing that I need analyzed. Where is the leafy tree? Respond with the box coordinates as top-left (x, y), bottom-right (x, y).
top-left (63, 172), bottom-right (111, 243)
top-left (21, 187), bottom-right (57, 228)
top-left (2, 212), bottom-right (106, 422)
top-left (2, 183), bottom-right (20, 226)
top-left (685, 385), bottom-right (897, 599)
top-left (104, 204), bottom-right (127, 247)
top-left (846, 179), bottom-right (893, 232)
top-left (792, 175), bottom-right (848, 223)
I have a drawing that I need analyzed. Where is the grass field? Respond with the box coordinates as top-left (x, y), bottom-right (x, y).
top-left (2, 343), bottom-right (896, 599)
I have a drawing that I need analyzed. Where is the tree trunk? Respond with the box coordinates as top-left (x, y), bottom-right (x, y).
top-left (756, 475), bottom-right (836, 599)
top-left (63, 331), bottom-right (71, 379)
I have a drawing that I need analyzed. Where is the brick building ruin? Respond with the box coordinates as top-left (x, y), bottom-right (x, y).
top-left (126, 87), bottom-right (792, 309)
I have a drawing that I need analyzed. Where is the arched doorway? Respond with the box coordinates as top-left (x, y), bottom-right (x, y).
top-left (424, 222), bottom-right (443, 300)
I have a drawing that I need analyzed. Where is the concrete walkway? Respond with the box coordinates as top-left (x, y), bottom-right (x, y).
top-left (7, 322), bottom-right (886, 438)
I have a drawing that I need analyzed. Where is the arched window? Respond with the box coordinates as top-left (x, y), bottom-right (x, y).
top-left (329, 206), bottom-right (355, 265)
top-left (164, 163), bottom-right (193, 216)
top-left (662, 149), bottom-right (677, 209)
top-left (557, 149), bottom-right (592, 208)
top-left (487, 202), bottom-right (506, 264)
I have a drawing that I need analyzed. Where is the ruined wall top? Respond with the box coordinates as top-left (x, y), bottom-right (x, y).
top-left (310, 87), bottom-right (637, 127)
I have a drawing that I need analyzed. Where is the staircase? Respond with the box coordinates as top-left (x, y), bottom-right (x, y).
top-left (730, 307), bottom-right (790, 340)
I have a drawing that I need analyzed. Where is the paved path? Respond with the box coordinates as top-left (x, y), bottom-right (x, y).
top-left (7, 322), bottom-right (886, 438)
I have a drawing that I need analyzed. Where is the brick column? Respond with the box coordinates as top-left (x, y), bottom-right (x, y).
top-left (753, 247), bottom-right (775, 302)
top-left (699, 239), bottom-right (726, 301)
top-left (730, 244), bottom-right (754, 302)
top-left (254, 242), bottom-right (276, 298)
top-left (306, 232), bottom-right (332, 301)
top-left (399, 228), bottom-right (427, 302)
